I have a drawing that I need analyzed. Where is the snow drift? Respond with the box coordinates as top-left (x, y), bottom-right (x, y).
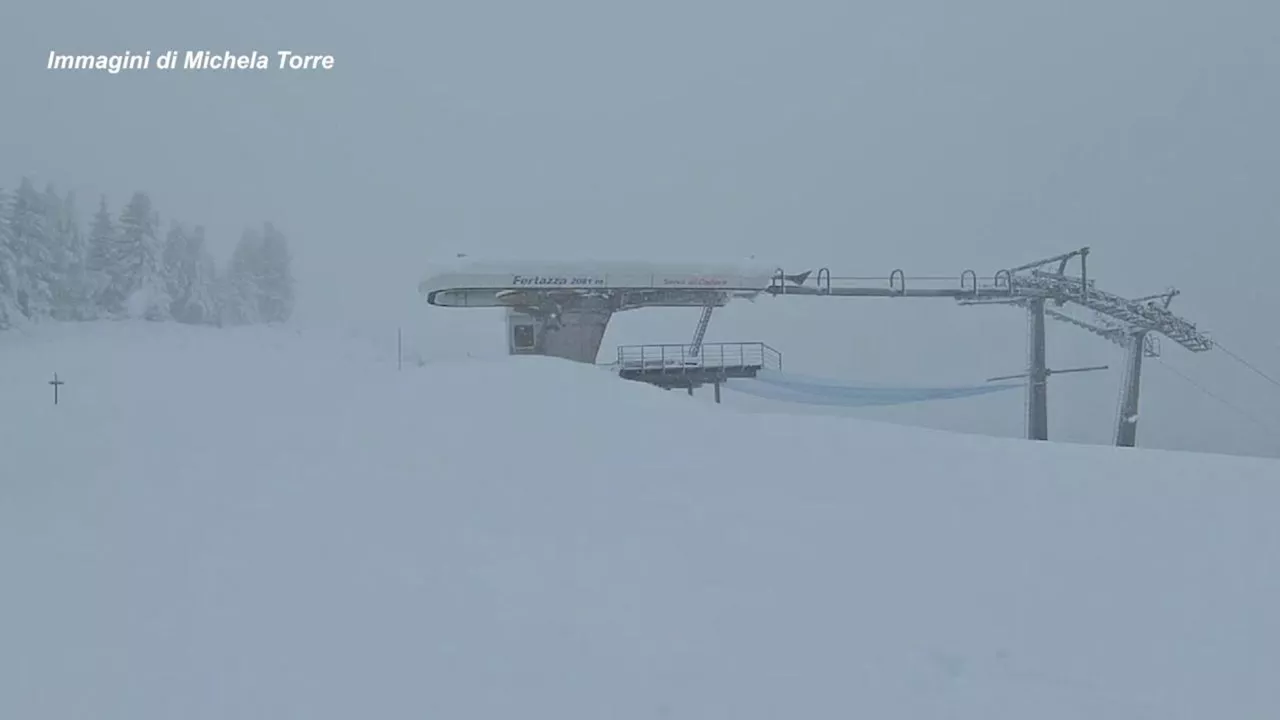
top-left (2, 322), bottom-right (1279, 719)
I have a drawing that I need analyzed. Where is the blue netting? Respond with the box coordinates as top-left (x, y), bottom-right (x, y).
top-left (727, 369), bottom-right (1019, 407)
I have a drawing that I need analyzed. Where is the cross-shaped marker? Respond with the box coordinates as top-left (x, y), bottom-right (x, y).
top-left (49, 372), bottom-right (65, 405)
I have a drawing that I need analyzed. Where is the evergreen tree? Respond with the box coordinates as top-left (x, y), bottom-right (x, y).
top-left (164, 222), bottom-right (219, 324)
top-left (162, 221), bottom-right (187, 305)
top-left (0, 187), bottom-right (20, 329)
top-left (44, 186), bottom-right (91, 320)
top-left (188, 226), bottom-right (219, 325)
top-left (104, 191), bottom-right (169, 320)
top-left (8, 177), bottom-right (53, 318)
top-left (257, 222), bottom-right (294, 323)
top-left (85, 195), bottom-right (115, 313)
top-left (63, 192), bottom-right (93, 319)
top-left (0, 178), bottom-right (298, 332)
top-left (219, 227), bottom-right (263, 325)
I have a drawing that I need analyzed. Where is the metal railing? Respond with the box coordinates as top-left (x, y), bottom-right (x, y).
top-left (614, 342), bottom-right (782, 373)
top-left (768, 268), bottom-right (1015, 299)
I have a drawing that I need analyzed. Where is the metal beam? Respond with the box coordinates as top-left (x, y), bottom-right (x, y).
top-left (1007, 247), bottom-right (1089, 275)
top-left (767, 284), bottom-right (1001, 299)
top-left (765, 247), bottom-right (1212, 446)
top-left (988, 364), bottom-right (1108, 383)
top-left (1042, 307), bottom-right (1160, 358)
top-left (1010, 274), bottom-right (1211, 352)
top-left (1049, 364), bottom-right (1110, 376)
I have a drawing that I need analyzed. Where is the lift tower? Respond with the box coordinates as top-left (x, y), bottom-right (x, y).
top-left (770, 247), bottom-right (1213, 446)
top-left (960, 249), bottom-right (1210, 446)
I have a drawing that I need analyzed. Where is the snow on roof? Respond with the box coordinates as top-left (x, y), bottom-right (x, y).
top-left (425, 254), bottom-right (778, 280)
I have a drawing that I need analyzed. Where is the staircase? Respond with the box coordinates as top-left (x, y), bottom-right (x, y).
top-left (688, 305), bottom-right (715, 358)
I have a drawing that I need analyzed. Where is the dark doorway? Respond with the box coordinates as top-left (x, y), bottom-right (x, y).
top-left (512, 323), bottom-right (536, 351)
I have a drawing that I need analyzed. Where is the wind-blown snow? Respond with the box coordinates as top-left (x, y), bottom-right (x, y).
top-left (3, 322), bottom-right (1279, 719)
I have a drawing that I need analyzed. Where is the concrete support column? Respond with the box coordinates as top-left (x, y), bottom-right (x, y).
top-left (539, 309), bottom-right (614, 364)
top-left (506, 302), bottom-right (614, 364)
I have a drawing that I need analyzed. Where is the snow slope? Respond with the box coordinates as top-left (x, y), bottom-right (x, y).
top-left (3, 322), bottom-right (1279, 719)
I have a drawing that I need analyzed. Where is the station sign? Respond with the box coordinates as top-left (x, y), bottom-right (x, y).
top-left (657, 275), bottom-right (732, 287)
top-left (510, 274), bottom-right (606, 287)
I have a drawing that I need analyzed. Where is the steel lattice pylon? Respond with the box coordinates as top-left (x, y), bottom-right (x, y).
top-left (767, 247), bottom-right (1213, 446)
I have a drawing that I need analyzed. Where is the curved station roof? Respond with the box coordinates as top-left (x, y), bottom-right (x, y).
top-left (420, 260), bottom-right (777, 308)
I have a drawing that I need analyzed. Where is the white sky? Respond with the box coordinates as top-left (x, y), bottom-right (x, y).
top-left (2, 0), bottom-right (1278, 456)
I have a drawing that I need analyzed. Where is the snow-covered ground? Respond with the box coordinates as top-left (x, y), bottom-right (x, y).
top-left (3, 322), bottom-right (1279, 719)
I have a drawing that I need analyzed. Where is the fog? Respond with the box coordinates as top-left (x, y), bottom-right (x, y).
top-left (3, 0), bottom-right (1278, 457)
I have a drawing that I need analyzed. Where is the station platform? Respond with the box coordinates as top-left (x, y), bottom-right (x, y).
top-left (605, 342), bottom-right (782, 399)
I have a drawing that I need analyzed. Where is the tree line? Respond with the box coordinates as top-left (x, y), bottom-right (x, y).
top-left (0, 176), bottom-right (294, 330)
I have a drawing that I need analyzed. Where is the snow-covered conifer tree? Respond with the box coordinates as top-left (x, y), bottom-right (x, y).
top-left (85, 196), bottom-right (116, 314)
top-left (108, 192), bottom-right (169, 320)
top-left (63, 192), bottom-right (93, 319)
top-left (219, 227), bottom-right (263, 325)
top-left (162, 221), bottom-right (187, 306)
top-left (164, 222), bottom-right (220, 325)
top-left (8, 178), bottom-right (53, 318)
top-left (187, 226), bottom-right (219, 325)
top-left (256, 222), bottom-right (294, 323)
top-left (0, 187), bottom-right (20, 329)
top-left (44, 186), bottom-right (91, 320)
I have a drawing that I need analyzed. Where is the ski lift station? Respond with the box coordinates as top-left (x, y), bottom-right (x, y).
top-left (419, 248), bottom-right (1215, 449)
